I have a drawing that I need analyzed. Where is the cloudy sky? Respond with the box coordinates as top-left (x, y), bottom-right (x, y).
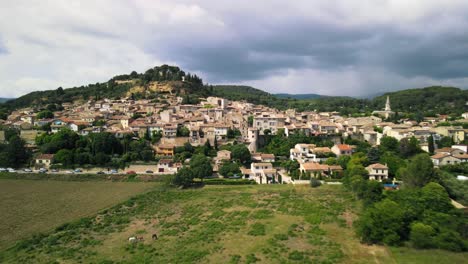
top-left (1, 0), bottom-right (468, 98)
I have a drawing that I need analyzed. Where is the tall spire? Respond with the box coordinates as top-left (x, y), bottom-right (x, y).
top-left (385, 96), bottom-right (391, 111)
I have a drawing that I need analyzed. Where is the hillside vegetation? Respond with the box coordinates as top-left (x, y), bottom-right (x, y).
top-left (2, 65), bottom-right (208, 110)
top-left (372, 86), bottom-right (468, 116)
top-left (275, 93), bottom-right (324, 100)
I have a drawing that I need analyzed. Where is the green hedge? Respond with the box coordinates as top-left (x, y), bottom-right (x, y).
top-left (202, 178), bottom-right (257, 185)
top-left (0, 172), bottom-right (171, 182)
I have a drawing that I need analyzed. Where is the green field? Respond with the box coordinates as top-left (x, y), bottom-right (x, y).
top-left (0, 179), bottom-right (156, 250)
top-left (0, 183), bottom-right (466, 263)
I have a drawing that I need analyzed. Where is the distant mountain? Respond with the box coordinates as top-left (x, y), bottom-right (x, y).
top-left (275, 93), bottom-right (325, 100)
top-left (0, 98), bottom-right (13, 103)
top-left (211, 85), bottom-right (281, 107)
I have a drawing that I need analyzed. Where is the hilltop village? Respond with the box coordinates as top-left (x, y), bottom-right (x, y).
top-left (1, 90), bottom-right (468, 185)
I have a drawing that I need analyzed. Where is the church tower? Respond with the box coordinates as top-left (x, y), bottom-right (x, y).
top-left (385, 96), bottom-right (391, 111)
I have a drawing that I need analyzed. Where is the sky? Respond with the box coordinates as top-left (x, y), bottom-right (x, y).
top-left (1, 0), bottom-right (468, 98)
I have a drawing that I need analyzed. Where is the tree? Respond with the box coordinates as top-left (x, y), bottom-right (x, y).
top-left (219, 162), bottom-right (241, 177)
top-left (437, 136), bottom-right (454, 148)
top-left (362, 181), bottom-right (384, 207)
top-left (172, 167), bottom-right (194, 187)
top-left (367, 147), bottom-right (380, 164)
top-left (380, 152), bottom-right (405, 177)
top-left (54, 149), bottom-right (74, 167)
top-left (420, 182), bottom-right (452, 213)
top-left (399, 137), bottom-right (422, 158)
top-left (428, 134), bottom-right (435, 154)
top-left (203, 140), bottom-right (212, 156)
top-left (189, 154), bottom-right (213, 181)
top-left (214, 137), bottom-right (218, 150)
top-left (177, 126), bottom-right (190, 137)
top-left (231, 144), bottom-right (251, 165)
top-left (401, 153), bottom-right (436, 188)
top-left (356, 199), bottom-right (406, 245)
top-left (0, 136), bottom-right (30, 168)
top-left (94, 152), bottom-right (110, 165)
top-left (0, 111), bottom-right (8, 120)
top-left (281, 160), bottom-right (299, 174)
top-left (36, 110), bottom-right (54, 119)
top-left (379, 136), bottom-right (399, 153)
top-left (410, 222), bottom-right (435, 249)
top-left (56, 87), bottom-right (64, 96)
top-left (248, 116), bottom-right (254, 127)
top-left (74, 152), bottom-right (90, 165)
top-left (337, 155), bottom-right (351, 170)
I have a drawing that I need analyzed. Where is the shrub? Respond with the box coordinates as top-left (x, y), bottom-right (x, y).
top-left (248, 223), bottom-right (266, 236)
top-left (410, 222), bottom-right (435, 249)
top-left (288, 250), bottom-right (305, 261)
top-left (245, 253), bottom-right (259, 263)
top-left (310, 178), bottom-right (322, 188)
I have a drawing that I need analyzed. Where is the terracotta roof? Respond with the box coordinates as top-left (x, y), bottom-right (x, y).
top-left (302, 162), bottom-right (328, 171)
top-left (453, 154), bottom-right (468, 159)
top-left (36, 154), bottom-right (54, 160)
top-left (329, 165), bottom-right (343, 171)
top-left (157, 144), bottom-right (175, 149)
top-left (335, 144), bottom-right (352, 151)
top-left (252, 162), bottom-right (272, 167)
top-left (367, 163), bottom-right (388, 169)
top-left (314, 147), bottom-right (332, 153)
top-left (435, 147), bottom-right (456, 153)
top-left (431, 153), bottom-right (450, 159)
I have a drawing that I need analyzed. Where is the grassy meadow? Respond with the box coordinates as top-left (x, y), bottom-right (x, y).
top-left (0, 179), bottom-right (156, 250)
top-left (0, 182), bottom-right (466, 263)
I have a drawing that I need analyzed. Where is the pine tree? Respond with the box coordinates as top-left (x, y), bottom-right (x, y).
top-left (428, 135), bottom-right (435, 154)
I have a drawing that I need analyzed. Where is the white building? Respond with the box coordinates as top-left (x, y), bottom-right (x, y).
top-left (366, 163), bottom-right (389, 181)
top-left (253, 113), bottom-right (286, 135)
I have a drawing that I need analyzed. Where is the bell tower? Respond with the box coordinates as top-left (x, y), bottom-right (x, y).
top-left (385, 96), bottom-right (391, 111)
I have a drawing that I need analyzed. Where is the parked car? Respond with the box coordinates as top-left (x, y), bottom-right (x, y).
top-left (110, 169), bottom-right (118, 174)
top-left (126, 170), bottom-right (136, 175)
top-left (7, 168), bottom-right (16, 173)
top-left (39, 168), bottom-right (48, 173)
top-left (97, 171), bottom-right (105, 175)
top-left (51, 169), bottom-right (59, 173)
top-left (0, 168), bottom-right (6, 172)
top-left (66, 170), bottom-right (74, 174)
top-left (23, 168), bottom-right (33, 172)
top-left (145, 170), bottom-right (154, 174)
top-left (74, 169), bottom-right (83, 173)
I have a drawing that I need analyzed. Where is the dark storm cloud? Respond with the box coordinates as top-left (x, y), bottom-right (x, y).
top-left (149, 21), bottom-right (374, 82)
top-left (143, 7), bottom-right (468, 90)
top-left (3, 1), bottom-right (468, 97)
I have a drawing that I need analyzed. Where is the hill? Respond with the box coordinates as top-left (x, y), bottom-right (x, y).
top-left (212, 85), bottom-right (277, 104)
top-left (3, 65), bottom-right (208, 110)
top-left (0, 98), bottom-right (13, 104)
top-left (275, 93), bottom-right (324, 100)
top-left (372, 86), bottom-right (468, 115)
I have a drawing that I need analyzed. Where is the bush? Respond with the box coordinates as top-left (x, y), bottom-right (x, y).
top-left (203, 178), bottom-right (256, 185)
top-left (410, 222), bottom-right (435, 249)
top-left (310, 178), bottom-right (322, 188)
top-left (247, 223), bottom-right (266, 236)
top-left (288, 250), bottom-right (305, 261)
